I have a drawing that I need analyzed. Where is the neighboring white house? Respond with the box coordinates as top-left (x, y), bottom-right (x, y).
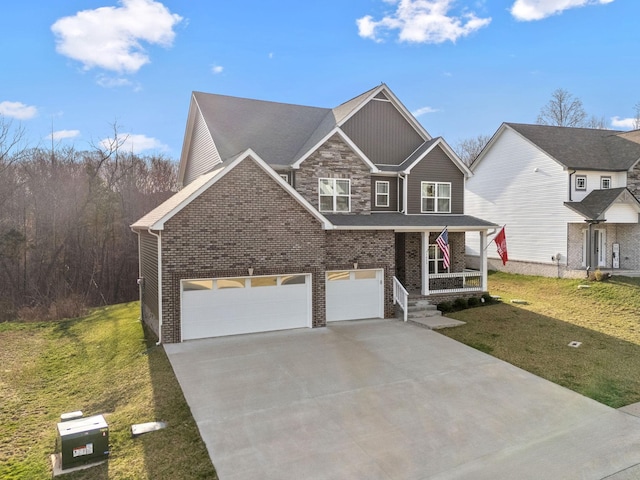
top-left (465, 123), bottom-right (640, 277)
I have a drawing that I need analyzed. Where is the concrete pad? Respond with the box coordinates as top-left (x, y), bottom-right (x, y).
top-left (165, 319), bottom-right (640, 480)
top-left (408, 316), bottom-right (466, 329)
top-left (620, 401), bottom-right (640, 417)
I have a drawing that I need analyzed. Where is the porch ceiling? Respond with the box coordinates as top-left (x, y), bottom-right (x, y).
top-left (324, 213), bottom-right (497, 231)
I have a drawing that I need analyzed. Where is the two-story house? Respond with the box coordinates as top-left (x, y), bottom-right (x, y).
top-left (131, 84), bottom-right (495, 343)
top-left (465, 123), bottom-right (640, 278)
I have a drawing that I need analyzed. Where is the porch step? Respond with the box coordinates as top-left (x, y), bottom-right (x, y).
top-left (408, 316), bottom-right (466, 330)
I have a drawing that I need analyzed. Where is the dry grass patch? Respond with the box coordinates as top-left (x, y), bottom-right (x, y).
top-left (0, 302), bottom-right (217, 480)
top-left (440, 272), bottom-right (640, 408)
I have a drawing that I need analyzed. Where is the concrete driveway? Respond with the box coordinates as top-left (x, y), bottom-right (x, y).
top-left (164, 319), bottom-right (640, 480)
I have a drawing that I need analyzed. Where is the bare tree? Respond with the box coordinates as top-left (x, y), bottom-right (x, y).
top-left (633, 102), bottom-right (640, 130)
top-left (454, 134), bottom-right (491, 166)
top-left (537, 88), bottom-right (588, 127)
top-left (584, 115), bottom-right (608, 129)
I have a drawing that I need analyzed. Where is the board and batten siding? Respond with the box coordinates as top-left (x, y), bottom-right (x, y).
top-left (139, 230), bottom-right (160, 336)
top-left (182, 107), bottom-right (221, 186)
top-left (406, 145), bottom-right (464, 214)
top-left (465, 127), bottom-right (584, 265)
top-left (341, 97), bottom-right (424, 166)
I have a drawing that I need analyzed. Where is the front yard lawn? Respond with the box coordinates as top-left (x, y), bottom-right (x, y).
top-left (440, 272), bottom-right (640, 408)
top-left (0, 302), bottom-right (217, 479)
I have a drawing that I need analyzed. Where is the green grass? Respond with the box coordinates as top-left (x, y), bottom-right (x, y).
top-left (440, 272), bottom-right (640, 408)
top-left (0, 302), bottom-right (217, 479)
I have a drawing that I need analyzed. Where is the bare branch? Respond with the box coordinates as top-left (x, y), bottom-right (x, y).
top-left (536, 88), bottom-right (587, 127)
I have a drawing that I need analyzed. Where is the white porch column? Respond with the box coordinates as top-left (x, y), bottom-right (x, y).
top-left (422, 231), bottom-right (429, 296)
top-left (480, 230), bottom-right (488, 292)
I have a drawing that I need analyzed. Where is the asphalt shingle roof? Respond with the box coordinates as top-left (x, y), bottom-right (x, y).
top-left (564, 187), bottom-right (635, 220)
top-left (507, 123), bottom-right (640, 171)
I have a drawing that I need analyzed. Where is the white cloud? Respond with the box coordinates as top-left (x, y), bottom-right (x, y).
top-left (100, 133), bottom-right (169, 154)
top-left (51, 0), bottom-right (183, 74)
top-left (211, 65), bottom-right (224, 75)
top-left (511, 0), bottom-right (615, 21)
top-left (611, 116), bottom-right (638, 130)
top-left (48, 130), bottom-right (81, 141)
top-left (0, 101), bottom-right (38, 119)
top-left (96, 75), bottom-right (134, 88)
top-left (357, 0), bottom-right (491, 44)
top-left (412, 106), bottom-right (439, 117)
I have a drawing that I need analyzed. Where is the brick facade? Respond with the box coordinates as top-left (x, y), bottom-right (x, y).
top-left (295, 133), bottom-right (372, 214)
top-left (156, 157), bottom-right (399, 343)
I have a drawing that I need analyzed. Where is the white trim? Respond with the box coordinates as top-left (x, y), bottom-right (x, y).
top-left (575, 175), bottom-right (587, 190)
top-left (292, 128), bottom-right (379, 172)
top-left (375, 180), bottom-right (390, 207)
top-left (600, 176), bottom-right (611, 189)
top-left (319, 177), bottom-right (351, 213)
top-left (421, 181), bottom-right (452, 213)
top-left (403, 137), bottom-right (472, 178)
top-left (149, 228), bottom-right (162, 345)
top-left (144, 149), bottom-right (333, 230)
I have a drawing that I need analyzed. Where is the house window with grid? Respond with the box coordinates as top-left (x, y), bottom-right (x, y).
top-left (428, 245), bottom-right (450, 274)
top-left (375, 181), bottom-right (389, 207)
top-left (601, 176), bottom-right (611, 189)
top-left (319, 178), bottom-right (350, 212)
top-left (575, 175), bottom-right (586, 190)
top-left (421, 182), bottom-right (451, 213)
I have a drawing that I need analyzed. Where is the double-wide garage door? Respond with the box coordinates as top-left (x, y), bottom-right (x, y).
top-left (180, 269), bottom-right (384, 340)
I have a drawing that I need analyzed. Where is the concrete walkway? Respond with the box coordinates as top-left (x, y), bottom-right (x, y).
top-left (165, 319), bottom-right (640, 480)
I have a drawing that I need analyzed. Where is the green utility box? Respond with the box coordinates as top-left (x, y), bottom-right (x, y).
top-left (57, 414), bottom-right (109, 470)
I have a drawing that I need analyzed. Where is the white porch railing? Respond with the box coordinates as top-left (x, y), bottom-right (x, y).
top-left (393, 276), bottom-right (409, 322)
top-left (427, 271), bottom-right (483, 295)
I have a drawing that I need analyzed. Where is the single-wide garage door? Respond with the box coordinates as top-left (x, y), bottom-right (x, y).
top-left (181, 274), bottom-right (311, 340)
top-left (326, 269), bottom-right (384, 322)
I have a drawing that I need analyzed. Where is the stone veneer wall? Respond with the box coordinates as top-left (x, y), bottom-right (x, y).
top-left (295, 133), bottom-right (372, 213)
top-left (325, 230), bottom-right (396, 317)
top-left (628, 163), bottom-right (640, 201)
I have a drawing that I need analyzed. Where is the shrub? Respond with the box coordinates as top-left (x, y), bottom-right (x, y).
top-left (453, 297), bottom-right (468, 310)
top-left (467, 296), bottom-right (480, 307)
top-left (437, 301), bottom-right (453, 313)
top-left (481, 292), bottom-right (494, 304)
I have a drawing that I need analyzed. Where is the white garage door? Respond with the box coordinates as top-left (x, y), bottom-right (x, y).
top-left (181, 274), bottom-right (311, 340)
top-left (326, 269), bottom-right (384, 322)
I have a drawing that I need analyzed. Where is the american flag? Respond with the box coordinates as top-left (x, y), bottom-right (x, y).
top-left (435, 227), bottom-right (450, 269)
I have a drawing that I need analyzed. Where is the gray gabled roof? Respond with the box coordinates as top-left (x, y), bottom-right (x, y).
top-left (193, 92), bottom-right (331, 167)
top-left (564, 187), bottom-right (640, 220)
top-left (506, 123), bottom-right (640, 171)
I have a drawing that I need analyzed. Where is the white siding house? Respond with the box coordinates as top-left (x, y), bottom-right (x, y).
top-left (465, 123), bottom-right (640, 277)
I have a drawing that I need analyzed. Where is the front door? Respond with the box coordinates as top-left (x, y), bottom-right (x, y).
top-left (583, 229), bottom-right (606, 268)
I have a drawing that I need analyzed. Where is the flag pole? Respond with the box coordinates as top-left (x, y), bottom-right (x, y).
top-left (483, 225), bottom-right (505, 252)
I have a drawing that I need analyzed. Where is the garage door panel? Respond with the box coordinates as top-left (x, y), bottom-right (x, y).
top-left (181, 275), bottom-right (310, 340)
top-left (326, 269), bottom-right (383, 322)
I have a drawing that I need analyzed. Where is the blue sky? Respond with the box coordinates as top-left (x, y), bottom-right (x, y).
top-left (1, 0), bottom-right (638, 158)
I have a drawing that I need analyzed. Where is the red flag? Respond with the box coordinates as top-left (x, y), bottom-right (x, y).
top-left (495, 226), bottom-right (508, 265)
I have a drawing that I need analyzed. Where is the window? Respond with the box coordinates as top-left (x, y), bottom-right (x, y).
top-left (601, 176), bottom-right (611, 189)
top-left (575, 175), bottom-right (586, 190)
top-left (319, 178), bottom-right (350, 212)
top-left (428, 245), bottom-right (450, 274)
top-left (421, 182), bottom-right (451, 213)
top-left (250, 276), bottom-right (277, 287)
top-left (183, 280), bottom-right (213, 291)
top-left (216, 278), bottom-right (246, 289)
top-left (375, 181), bottom-right (389, 207)
top-left (279, 173), bottom-right (289, 183)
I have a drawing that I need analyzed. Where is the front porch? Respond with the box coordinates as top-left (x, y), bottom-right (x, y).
top-left (394, 231), bottom-right (489, 297)
top-left (393, 230), bottom-right (490, 322)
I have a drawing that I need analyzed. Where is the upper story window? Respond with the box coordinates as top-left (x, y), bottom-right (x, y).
top-left (375, 181), bottom-right (389, 207)
top-left (279, 173), bottom-right (289, 184)
top-left (575, 175), bottom-right (586, 191)
top-left (421, 182), bottom-right (451, 213)
top-left (319, 178), bottom-right (350, 212)
top-left (600, 176), bottom-right (611, 189)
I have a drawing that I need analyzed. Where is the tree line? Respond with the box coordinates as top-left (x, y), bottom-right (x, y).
top-left (0, 119), bottom-right (177, 321)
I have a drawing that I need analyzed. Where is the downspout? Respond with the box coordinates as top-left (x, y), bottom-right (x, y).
top-left (568, 170), bottom-right (576, 201)
top-left (148, 228), bottom-right (163, 345)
